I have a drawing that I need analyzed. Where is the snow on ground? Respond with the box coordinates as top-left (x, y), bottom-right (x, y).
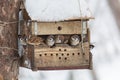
top-left (19, 0), bottom-right (120, 80)
top-left (24, 0), bottom-right (93, 21)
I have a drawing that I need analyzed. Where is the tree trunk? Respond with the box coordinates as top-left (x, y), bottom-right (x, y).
top-left (108, 0), bottom-right (120, 29)
top-left (0, 0), bottom-right (20, 80)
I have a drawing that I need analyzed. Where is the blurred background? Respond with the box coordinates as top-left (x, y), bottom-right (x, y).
top-left (19, 0), bottom-right (120, 80)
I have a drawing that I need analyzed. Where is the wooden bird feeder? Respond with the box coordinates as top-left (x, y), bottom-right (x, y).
top-left (19, 0), bottom-right (94, 71)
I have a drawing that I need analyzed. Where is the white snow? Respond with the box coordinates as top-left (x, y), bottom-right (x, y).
top-left (89, 0), bottom-right (120, 80)
top-left (24, 0), bottom-right (93, 22)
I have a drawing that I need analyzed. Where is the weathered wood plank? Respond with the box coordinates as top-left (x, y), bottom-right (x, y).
top-left (33, 43), bottom-right (90, 70)
top-left (31, 21), bottom-right (82, 35)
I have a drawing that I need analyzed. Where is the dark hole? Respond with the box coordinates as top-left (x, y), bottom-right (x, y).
top-left (72, 53), bottom-right (75, 55)
top-left (67, 53), bottom-right (69, 56)
top-left (45, 53), bottom-right (47, 56)
top-left (58, 26), bottom-right (62, 31)
top-left (39, 54), bottom-right (42, 56)
top-left (65, 57), bottom-right (67, 60)
top-left (78, 53), bottom-right (80, 55)
top-left (62, 53), bottom-right (64, 56)
top-left (51, 54), bottom-right (53, 56)
top-left (56, 54), bottom-right (58, 56)
top-left (64, 49), bottom-right (67, 51)
top-left (59, 57), bottom-right (61, 59)
top-left (59, 49), bottom-right (61, 51)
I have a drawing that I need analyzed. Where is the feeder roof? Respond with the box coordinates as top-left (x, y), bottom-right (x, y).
top-left (24, 0), bottom-right (94, 22)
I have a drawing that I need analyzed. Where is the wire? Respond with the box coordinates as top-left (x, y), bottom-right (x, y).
top-left (77, 0), bottom-right (85, 54)
top-left (0, 47), bottom-right (18, 51)
top-left (0, 20), bottom-right (29, 27)
top-left (0, 20), bottom-right (23, 25)
top-left (77, 0), bottom-right (82, 17)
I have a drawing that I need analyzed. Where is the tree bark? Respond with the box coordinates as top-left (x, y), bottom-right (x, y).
top-left (108, 0), bottom-right (120, 29)
top-left (0, 0), bottom-right (20, 80)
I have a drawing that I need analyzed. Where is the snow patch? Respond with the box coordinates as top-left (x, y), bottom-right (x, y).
top-left (24, 0), bottom-right (92, 21)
